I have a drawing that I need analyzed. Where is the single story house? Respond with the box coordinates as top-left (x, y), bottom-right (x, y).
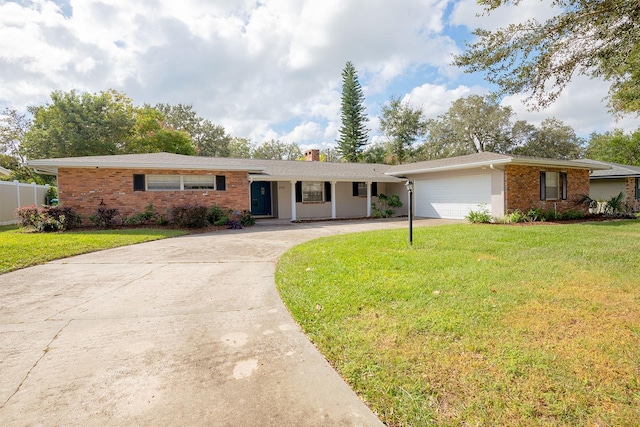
top-left (575, 159), bottom-right (640, 209)
top-left (26, 150), bottom-right (405, 221)
top-left (26, 151), bottom-right (610, 221)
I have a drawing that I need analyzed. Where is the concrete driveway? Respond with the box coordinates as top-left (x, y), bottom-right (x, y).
top-left (0, 218), bottom-right (456, 426)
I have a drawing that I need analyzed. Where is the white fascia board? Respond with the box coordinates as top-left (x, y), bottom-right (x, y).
top-left (25, 160), bottom-right (265, 173)
top-left (386, 158), bottom-right (611, 177)
top-left (385, 159), bottom-right (513, 176)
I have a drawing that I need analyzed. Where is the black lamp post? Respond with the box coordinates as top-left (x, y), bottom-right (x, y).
top-left (405, 180), bottom-right (413, 245)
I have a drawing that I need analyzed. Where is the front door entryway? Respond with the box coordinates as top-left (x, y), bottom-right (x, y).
top-left (251, 181), bottom-right (272, 216)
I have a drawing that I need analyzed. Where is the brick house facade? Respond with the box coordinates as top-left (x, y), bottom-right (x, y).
top-left (504, 165), bottom-right (590, 214)
top-left (58, 167), bottom-right (250, 219)
top-left (625, 177), bottom-right (640, 211)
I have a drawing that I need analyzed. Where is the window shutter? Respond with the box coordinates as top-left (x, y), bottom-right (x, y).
top-left (324, 182), bottom-right (331, 202)
top-left (133, 174), bottom-right (145, 191)
top-left (372, 182), bottom-right (378, 197)
top-left (216, 175), bottom-right (226, 191)
top-left (540, 172), bottom-right (546, 200)
top-left (352, 182), bottom-right (359, 197)
top-left (295, 182), bottom-right (302, 203)
top-left (636, 178), bottom-right (639, 200)
top-left (560, 172), bottom-right (568, 200)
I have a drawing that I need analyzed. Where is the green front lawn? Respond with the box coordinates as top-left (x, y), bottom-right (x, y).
top-left (0, 225), bottom-right (187, 274)
top-left (276, 221), bottom-right (640, 426)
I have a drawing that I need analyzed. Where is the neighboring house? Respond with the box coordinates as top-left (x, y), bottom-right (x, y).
top-left (386, 152), bottom-right (610, 219)
top-left (0, 166), bottom-right (11, 176)
top-left (577, 159), bottom-right (640, 210)
top-left (26, 151), bottom-right (610, 221)
top-left (26, 150), bottom-right (405, 221)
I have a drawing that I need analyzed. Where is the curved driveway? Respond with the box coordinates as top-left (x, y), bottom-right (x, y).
top-left (0, 218), bottom-right (455, 426)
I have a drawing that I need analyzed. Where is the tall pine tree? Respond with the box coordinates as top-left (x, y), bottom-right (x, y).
top-left (336, 61), bottom-right (369, 162)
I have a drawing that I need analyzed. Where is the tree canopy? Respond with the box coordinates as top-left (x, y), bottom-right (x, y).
top-left (0, 107), bottom-right (30, 163)
top-left (251, 139), bottom-right (302, 160)
top-left (512, 118), bottom-right (584, 160)
top-left (379, 96), bottom-right (428, 164)
top-left (417, 95), bottom-right (583, 161)
top-left (423, 95), bottom-right (514, 157)
top-left (154, 103), bottom-right (232, 157)
top-left (23, 89), bottom-right (136, 159)
top-left (585, 128), bottom-right (640, 165)
top-left (454, 0), bottom-right (640, 115)
top-left (336, 61), bottom-right (369, 162)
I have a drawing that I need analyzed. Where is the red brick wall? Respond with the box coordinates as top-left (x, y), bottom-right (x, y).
top-left (504, 165), bottom-right (590, 213)
top-left (58, 167), bottom-right (250, 220)
top-left (625, 177), bottom-right (640, 211)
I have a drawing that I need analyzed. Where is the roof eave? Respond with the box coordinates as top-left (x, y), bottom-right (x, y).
top-left (249, 174), bottom-right (403, 183)
top-left (386, 157), bottom-right (611, 176)
top-left (386, 159), bottom-right (513, 176)
top-left (24, 161), bottom-right (265, 173)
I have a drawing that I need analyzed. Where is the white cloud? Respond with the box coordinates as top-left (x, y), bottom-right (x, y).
top-left (501, 76), bottom-right (638, 137)
top-left (0, 0), bottom-right (632, 153)
top-left (403, 83), bottom-right (487, 118)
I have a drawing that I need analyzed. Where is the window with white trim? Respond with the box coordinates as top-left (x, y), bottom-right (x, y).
top-left (302, 181), bottom-right (324, 202)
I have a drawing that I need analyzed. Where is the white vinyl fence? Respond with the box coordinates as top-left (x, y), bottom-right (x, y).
top-left (0, 180), bottom-right (50, 225)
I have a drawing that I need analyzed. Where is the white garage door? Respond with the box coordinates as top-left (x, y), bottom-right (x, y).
top-left (415, 174), bottom-right (491, 219)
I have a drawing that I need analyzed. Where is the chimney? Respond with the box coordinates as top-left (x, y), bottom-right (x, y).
top-left (305, 149), bottom-right (320, 162)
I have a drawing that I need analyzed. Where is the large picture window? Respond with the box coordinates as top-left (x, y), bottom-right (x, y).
top-left (138, 174), bottom-right (226, 191)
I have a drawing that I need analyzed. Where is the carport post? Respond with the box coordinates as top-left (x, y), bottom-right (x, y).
top-left (405, 180), bottom-right (413, 245)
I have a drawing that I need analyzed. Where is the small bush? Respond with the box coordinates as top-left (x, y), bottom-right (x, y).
top-left (89, 207), bottom-right (120, 229)
top-left (561, 209), bottom-right (586, 220)
top-left (239, 210), bottom-right (255, 226)
top-left (502, 209), bottom-right (527, 223)
top-left (172, 204), bottom-right (208, 228)
top-left (207, 204), bottom-right (229, 224)
top-left (16, 205), bottom-right (80, 232)
top-left (465, 205), bottom-right (492, 223)
top-left (16, 206), bottom-right (41, 229)
top-left (372, 193), bottom-right (403, 218)
top-left (124, 204), bottom-right (162, 225)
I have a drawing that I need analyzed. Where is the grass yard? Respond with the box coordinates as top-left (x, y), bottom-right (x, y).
top-left (0, 225), bottom-right (187, 274)
top-left (276, 221), bottom-right (640, 426)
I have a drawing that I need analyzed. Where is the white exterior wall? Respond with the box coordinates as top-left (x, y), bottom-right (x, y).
top-left (410, 168), bottom-right (504, 219)
top-left (273, 181), bottom-right (405, 220)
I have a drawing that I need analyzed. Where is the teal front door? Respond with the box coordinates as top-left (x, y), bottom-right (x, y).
top-left (251, 181), bottom-right (272, 216)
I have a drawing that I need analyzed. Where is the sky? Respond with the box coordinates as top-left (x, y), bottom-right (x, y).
top-left (0, 0), bottom-right (637, 154)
